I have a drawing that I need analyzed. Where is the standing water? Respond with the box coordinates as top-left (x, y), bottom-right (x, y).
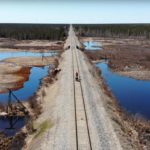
top-left (83, 41), bottom-right (101, 50)
top-left (0, 66), bottom-right (49, 103)
top-left (0, 51), bottom-right (55, 136)
top-left (96, 62), bottom-right (150, 120)
top-left (0, 51), bottom-right (56, 60)
top-left (0, 66), bottom-right (49, 136)
top-left (0, 116), bottom-right (26, 136)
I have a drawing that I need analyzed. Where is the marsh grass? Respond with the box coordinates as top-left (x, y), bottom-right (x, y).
top-left (35, 120), bottom-right (53, 138)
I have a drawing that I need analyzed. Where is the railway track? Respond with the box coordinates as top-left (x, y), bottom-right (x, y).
top-left (70, 29), bottom-right (92, 150)
top-left (28, 25), bottom-right (123, 150)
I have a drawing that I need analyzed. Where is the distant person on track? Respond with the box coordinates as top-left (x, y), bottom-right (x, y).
top-left (75, 72), bottom-right (79, 81)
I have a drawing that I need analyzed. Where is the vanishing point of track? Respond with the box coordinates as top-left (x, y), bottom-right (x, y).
top-left (71, 29), bottom-right (92, 150)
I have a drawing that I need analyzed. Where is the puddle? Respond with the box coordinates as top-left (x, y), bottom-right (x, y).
top-left (96, 62), bottom-right (150, 120)
top-left (83, 41), bottom-right (102, 50)
top-left (0, 51), bottom-right (56, 60)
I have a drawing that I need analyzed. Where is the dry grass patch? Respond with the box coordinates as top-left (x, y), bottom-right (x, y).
top-left (35, 120), bottom-right (53, 138)
top-left (3, 56), bottom-right (56, 67)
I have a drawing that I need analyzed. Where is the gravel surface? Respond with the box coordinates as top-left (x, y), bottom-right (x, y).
top-left (26, 26), bottom-right (122, 150)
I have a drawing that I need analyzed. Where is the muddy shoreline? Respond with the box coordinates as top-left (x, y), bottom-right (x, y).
top-left (0, 57), bottom-right (56, 94)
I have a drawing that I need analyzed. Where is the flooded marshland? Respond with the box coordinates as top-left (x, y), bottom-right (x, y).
top-left (96, 62), bottom-right (150, 120)
top-left (0, 50), bottom-right (56, 136)
top-left (83, 36), bottom-right (150, 120)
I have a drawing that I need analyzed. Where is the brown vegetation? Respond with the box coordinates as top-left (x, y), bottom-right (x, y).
top-left (1, 45), bottom-right (63, 51)
top-left (85, 38), bottom-right (150, 71)
top-left (3, 56), bottom-right (56, 67)
top-left (28, 95), bottom-right (42, 119)
top-left (0, 38), bottom-right (64, 51)
top-left (0, 66), bottom-right (31, 93)
top-left (0, 131), bottom-right (27, 150)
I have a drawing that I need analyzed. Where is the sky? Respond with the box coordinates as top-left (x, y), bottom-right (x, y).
top-left (0, 0), bottom-right (150, 24)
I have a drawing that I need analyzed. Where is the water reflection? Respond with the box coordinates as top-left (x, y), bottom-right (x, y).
top-left (0, 51), bottom-right (56, 60)
top-left (0, 116), bottom-right (26, 136)
top-left (83, 41), bottom-right (101, 50)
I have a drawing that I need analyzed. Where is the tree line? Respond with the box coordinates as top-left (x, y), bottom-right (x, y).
top-left (74, 24), bottom-right (150, 39)
top-left (0, 24), bottom-right (68, 40)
